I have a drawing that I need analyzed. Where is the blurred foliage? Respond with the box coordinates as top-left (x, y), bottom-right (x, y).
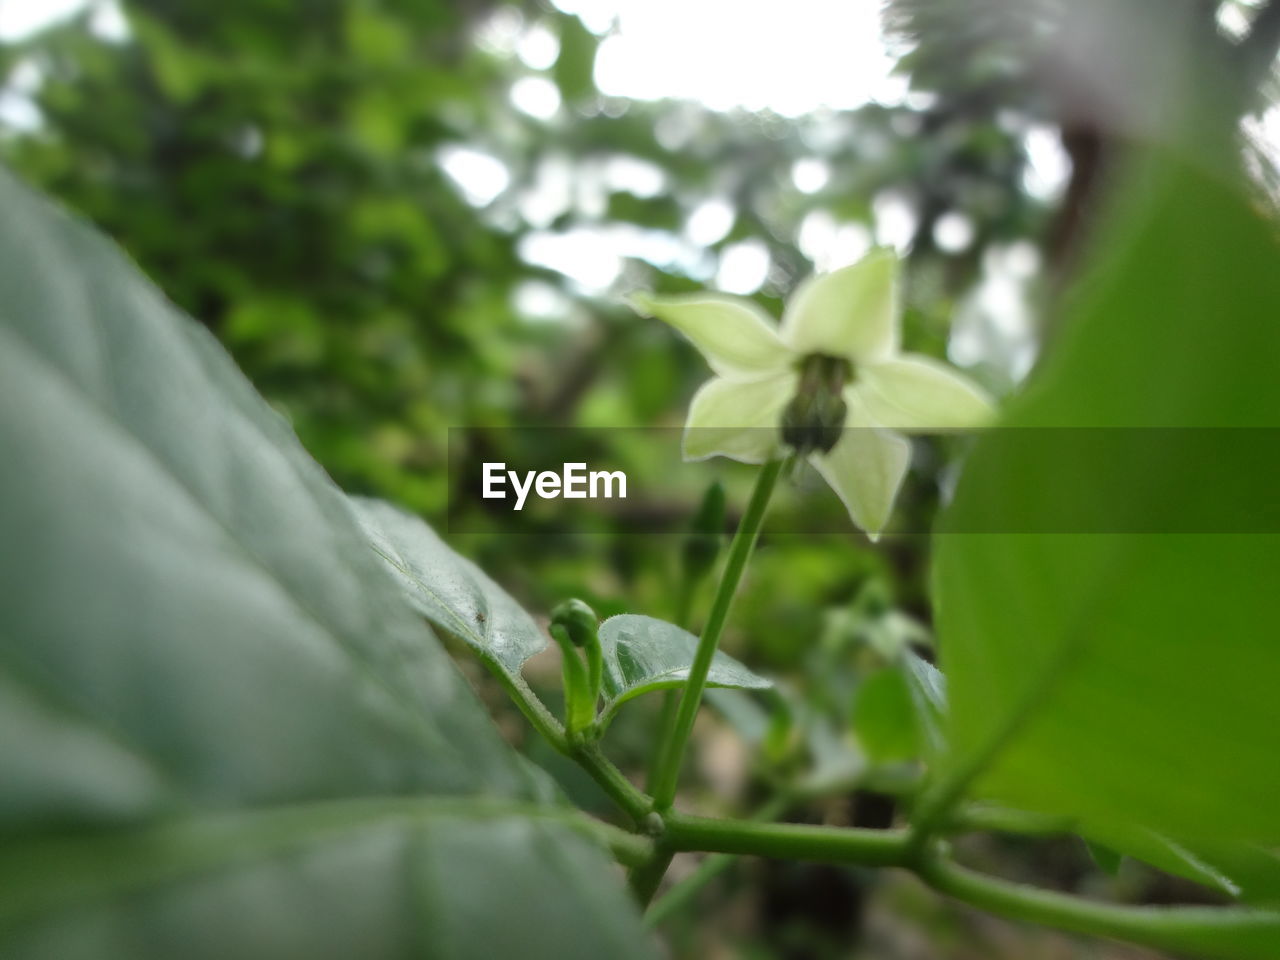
top-left (5, 0), bottom-right (1278, 956)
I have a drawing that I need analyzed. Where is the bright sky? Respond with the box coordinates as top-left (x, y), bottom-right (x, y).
top-left (556, 0), bottom-right (905, 115)
top-left (3, 0), bottom-right (901, 113)
top-left (1, 0), bottom-right (1051, 379)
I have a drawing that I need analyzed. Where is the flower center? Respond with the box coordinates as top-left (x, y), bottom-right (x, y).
top-left (780, 353), bottom-right (852, 456)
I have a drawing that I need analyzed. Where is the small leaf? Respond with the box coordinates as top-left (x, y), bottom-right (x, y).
top-left (597, 615), bottom-right (772, 721)
top-left (852, 668), bottom-right (918, 764)
top-left (351, 497), bottom-right (546, 681)
top-left (1085, 826), bottom-right (1244, 898)
top-left (1086, 840), bottom-right (1125, 876)
top-left (902, 652), bottom-right (947, 760)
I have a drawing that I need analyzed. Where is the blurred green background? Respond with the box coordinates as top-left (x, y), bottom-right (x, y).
top-left (3, 1), bottom-right (1275, 956)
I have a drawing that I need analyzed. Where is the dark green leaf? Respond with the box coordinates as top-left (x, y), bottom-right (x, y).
top-left (0, 169), bottom-right (653, 959)
top-left (1085, 840), bottom-right (1124, 877)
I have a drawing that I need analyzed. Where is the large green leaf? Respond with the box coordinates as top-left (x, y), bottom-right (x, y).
top-left (933, 154), bottom-right (1280, 860)
top-left (0, 168), bottom-right (653, 959)
top-left (597, 614), bottom-right (772, 722)
top-left (351, 497), bottom-right (547, 680)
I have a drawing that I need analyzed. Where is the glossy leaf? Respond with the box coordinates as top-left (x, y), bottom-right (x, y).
top-left (933, 155), bottom-right (1280, 857)
top-left (597, 615), bottom-right (772, 721)
top-left (351, 497), bottom-right (547, 680)
top-left (0, 169), bottom-right (653, 959)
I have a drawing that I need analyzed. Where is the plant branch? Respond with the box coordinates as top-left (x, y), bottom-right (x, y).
top-left (658, 814), bottom-right (1280, 955)
top-left (945, 804), bottom-right (1076, 838)
top-left (571, 743), bottom-right (654, 826)
top-left (645, 795), bottom-right (791, 927)
top-left (489, 669), bottom-right (569, 753)
top-left (664, 814), bottom-right (910, 866)
top-left (649, 457), bottom-right (788, 811)
top-left (482, 660), bottom-right (653, 826)
top-left (917, 853), bottom-right (1280, 959)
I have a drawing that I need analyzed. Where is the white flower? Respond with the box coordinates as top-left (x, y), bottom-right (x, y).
top-left (630, 248), bottom-right (994, 537)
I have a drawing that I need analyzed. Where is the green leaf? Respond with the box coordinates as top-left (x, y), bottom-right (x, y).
top-left (933, 153), bottom-right (1280, 858)
top-left (553, 13), bottom-right (598, 104)
top-left (597, 615), bottom-right (772, 722)
top-left (852, 668), bottom-right (918, 764)
top-left (1085, 840), bottom-right (1124, 877)
top-left (1084, 828), bottom-right (1241, 897)
top-left (902, 652), bottom-right (947, 761)
top-left (351, 497), bottom-right (547, 681)
top-left (0, 169), bottom-right (653, 959)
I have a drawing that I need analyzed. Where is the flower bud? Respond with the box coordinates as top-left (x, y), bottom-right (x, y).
top-left (551, 599), bottom-right (602, 737)
top-left (550, 598), bottom-right (598, 649)
top-left (781, 354), bottom-right (851, 455)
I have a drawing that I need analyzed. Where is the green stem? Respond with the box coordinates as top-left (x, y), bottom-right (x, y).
top-left (945, 804), bottom-right (1076, 838)
top-left (664, 814), bottom-right (910, 866)
top-left (644, 575), bottom-right (700, 794)
top-left (645, 693), bottom-right (680, 794)
top-left (480, 659), bottom-right (651, 825)
top-left (489, 669), bottom-right (569, 754)
top-left (649, 457), bottom-right (787, 811)
top-left (627, 843), bottom-right (675, 906)
top-left (645, 795), bottom-right (790, 928)
top-left (571, 743), bottom-right (653, 826)
top-left (918, 854), bottom-right (1280, 959)
top-left (644, 848), bottom-right (733, 928)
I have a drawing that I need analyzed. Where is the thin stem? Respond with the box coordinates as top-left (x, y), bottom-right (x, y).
top-left (644, 574), bottom-right (699, 794)
top-left (572, 743), bottom-right (654, 826)
top-left (945, 804), bottom-right (1076, 838)
top-left (480, 658), bottom-right (652, 825)
top-left (664, 814), bottom-right (910, 867)
top-left (644, 848), bottom-right (734, 928)
top-left (489, 669), bottom-right (569, 754)
top-left (649, 457), bottom-right (787, 811)
top-left (645, 693), bottom-right (680, 793)
top-left (627, 843), bottom-right (674, 906)
top-left (645, 795), bottom-right (790, 928)
top-left (918, 854), bottom-right (1280, 959)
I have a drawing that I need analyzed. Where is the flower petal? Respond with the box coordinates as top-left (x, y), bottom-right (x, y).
top-left (811, 400), bottom-right (910, 538)
top-left (683, 373), bottom-right (796, 463)
top-left (630, 292), bottom-right (790, 379)
top-left (780, 248), bottom-right (899, 363)
top-left (857, 355), bottom-right (995, 433)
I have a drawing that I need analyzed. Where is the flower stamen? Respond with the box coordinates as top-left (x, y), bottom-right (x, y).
top-left (781, 353), bottom-right (852, 456)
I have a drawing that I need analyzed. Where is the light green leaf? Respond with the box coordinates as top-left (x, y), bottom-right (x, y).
top-left (852, 667), bottom-right (918, 763)
top-left (597, 615), bottom-right (772, 722)
top-left (351, 497), bottom-right (546, 680)
top-left (902, 652), bottom-right (947, 761)
top-left (933, 154), bottom-right (1280, 855)
top-left (1084, 828), bottom-right (1241, 897)
top-left (0, 169), bottom-right (653, 959)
